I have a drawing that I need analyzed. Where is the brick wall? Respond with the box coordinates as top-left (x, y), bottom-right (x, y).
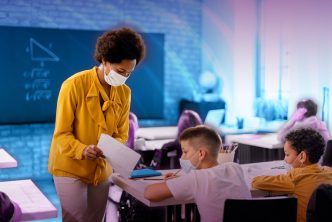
top-left (0, 0), bottom-right (202, 180)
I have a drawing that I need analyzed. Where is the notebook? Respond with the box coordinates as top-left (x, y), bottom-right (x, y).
top-left (130, 168), bottom-right (162, 179)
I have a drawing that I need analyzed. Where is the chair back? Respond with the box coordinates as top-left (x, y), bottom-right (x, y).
top-left (307, 184), bottom-right (332, 222)
top-left (126, 112), bottom-right (139, 149)
top-left (177, 110), bottom-right (203, 140)
top-left (322, 140), bottom-right (332, 167)
top-left (0, 191), bottom-right (22, 222)
top-left (223, 196), bottom-right (297, 222)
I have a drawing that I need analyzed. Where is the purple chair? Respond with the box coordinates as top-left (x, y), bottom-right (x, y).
top-left (150, 110), bottom-right (203, 169)
top-left (126, 112), bottom-right (139, 149)
top-left (177, 110), bottom-right (203, 141)
top-left (0, 191), bottom-right (22, 222)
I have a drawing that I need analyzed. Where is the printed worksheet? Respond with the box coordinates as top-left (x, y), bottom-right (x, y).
top-left (98, 134), bottom-right (141, 178)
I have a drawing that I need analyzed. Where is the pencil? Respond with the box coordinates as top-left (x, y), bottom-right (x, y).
top-left (163, 169), bottom-right (182, 180)
top-left (142, 178), bottom-right (164, 180)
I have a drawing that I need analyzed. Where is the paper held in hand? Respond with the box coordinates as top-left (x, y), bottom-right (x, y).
top-left (97, 134), bottom-right (141, 178)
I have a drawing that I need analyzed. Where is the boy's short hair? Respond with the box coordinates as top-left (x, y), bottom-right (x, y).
top-left (285, 128), bottom-right (325, 163)
top-left (179, 125), bottom-right (222, 158)
top-left (296, 99), bottom-right (317, 117)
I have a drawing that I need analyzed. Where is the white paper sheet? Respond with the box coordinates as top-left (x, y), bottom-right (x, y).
top-left (98, 134), bottom-right (141, 178)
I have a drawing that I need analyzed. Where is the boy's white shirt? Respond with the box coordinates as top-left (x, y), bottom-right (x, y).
top-left (166, 162), bottom-right (251, 222)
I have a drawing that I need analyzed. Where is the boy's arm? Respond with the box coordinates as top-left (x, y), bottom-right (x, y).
top-left (252, 173), bottom-right (294, 192)
top-left (144, 182), bottom-right (173, 202)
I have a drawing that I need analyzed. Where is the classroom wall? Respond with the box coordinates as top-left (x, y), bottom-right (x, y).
top-left (202, 0), bottom-right (257, 121)
top-left (202, 0), bottom-right (332, 132)
top-left (0, 0), bottom-right (202, 180)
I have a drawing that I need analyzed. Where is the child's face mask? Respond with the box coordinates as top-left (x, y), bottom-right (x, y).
top-left (283, 151), bottom-right (303, 171)
top-left (179, 151), bottom-right (200, 173)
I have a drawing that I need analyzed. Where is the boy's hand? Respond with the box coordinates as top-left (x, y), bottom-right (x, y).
top-left (164, 171), bottom-right (180, 180)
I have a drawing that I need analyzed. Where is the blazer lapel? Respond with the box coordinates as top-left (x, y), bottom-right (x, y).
top-left (86, 82), bottom-right (108, 131)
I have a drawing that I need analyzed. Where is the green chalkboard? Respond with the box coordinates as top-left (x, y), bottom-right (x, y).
top-left (0, 26), bottom-right (164, 124)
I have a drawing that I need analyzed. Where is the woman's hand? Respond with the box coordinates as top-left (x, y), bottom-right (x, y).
top-left (83, 145), bottom-right (105, 160)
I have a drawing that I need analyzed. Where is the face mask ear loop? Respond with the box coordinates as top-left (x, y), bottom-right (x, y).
top-left (295, 151), bottom-right (304, 168)
top-left (299, 152), bottom-right (304, 168)
top-left (195, 149), bottom-right (205, 169)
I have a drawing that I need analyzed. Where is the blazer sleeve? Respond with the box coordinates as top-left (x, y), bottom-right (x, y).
top-left (52, 80), bottom-right (86, 160)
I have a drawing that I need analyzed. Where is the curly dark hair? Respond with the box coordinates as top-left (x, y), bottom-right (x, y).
top-left (94, 27), bottom-right (145, 65)
top-left (285, 128), bottom-right (325, 163)
top-left (297, 99), bottom-right (317, 117)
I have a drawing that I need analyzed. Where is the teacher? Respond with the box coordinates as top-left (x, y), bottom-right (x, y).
top-left (48, 27), bottom-right (145, 222)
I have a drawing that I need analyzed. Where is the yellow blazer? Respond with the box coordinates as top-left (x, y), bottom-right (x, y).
top-left (48, 67), bottom-right (130, 185)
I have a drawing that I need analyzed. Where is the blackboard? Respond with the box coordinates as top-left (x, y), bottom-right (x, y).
top-left (0, 26), bottom-right (164, 124)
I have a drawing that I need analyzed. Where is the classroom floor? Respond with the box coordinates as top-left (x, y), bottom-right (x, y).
top-left (32, 179), bottom-right (119, 222)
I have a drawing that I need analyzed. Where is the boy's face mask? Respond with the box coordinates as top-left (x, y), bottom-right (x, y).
top-left (179, 151), bottom-right (200, 173)
top-left (283, 151), bottom-right (303, 171)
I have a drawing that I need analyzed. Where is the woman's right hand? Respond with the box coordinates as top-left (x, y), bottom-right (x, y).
top-left (83, 145), bottom-right (105, 160)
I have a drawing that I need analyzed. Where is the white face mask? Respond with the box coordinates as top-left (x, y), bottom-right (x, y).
top-left (179, 151), bottom-right (200, 173)
top-left (179, 159), bottom-right (196, 173)
top-left (284, 152), bottom-right (303, 171)
top-left (283, 161), bottom-right (293, 172)
top-left (104, 69), bottom-right (128, 86)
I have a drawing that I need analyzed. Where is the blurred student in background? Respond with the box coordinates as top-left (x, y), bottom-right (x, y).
top-left (48, 27), bottom-right (145, 222)
top-left (277, 99), bottom-right (330, 144)
top-left (253, 128), bottom-right (332, 222)
top-left (145, 125), bottom-right (251, 222)
top-left (150, 110), bottom-right (203, 169)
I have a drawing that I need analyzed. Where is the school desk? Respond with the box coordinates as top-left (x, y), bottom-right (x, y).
top-left (0, 179), bottom-right (57, 221)
top-left (111, 161), bottom-right (288, 221)
top-left (225, 133), bottom-right (284, 163)
top-left (0, 148), bottom-right (17, 168)
top-left (136, 126), bottom-right (178, 140)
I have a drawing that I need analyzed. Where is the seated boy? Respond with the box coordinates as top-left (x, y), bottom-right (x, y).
top-left (144, 125), bottom-right (251, 222)
top-left (252, 128), bottom-right (332, 222)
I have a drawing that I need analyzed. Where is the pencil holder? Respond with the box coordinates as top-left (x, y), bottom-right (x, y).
top-left (217, 143), bottom-right (238, 164)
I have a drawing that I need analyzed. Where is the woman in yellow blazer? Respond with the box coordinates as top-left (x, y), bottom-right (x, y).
top-left (252, 128), bottom-right (332, 222)
top-left (48, 27), bottom-right (145, 222)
